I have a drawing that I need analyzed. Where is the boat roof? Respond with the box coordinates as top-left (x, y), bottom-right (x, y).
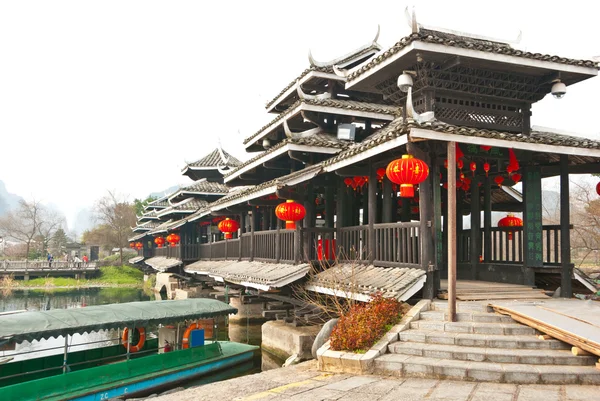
top-left (0, 299), bottom-right (237, 343)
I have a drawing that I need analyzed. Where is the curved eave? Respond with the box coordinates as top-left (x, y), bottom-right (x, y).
top-left (225, 143), bottom-right (341, 185)
top-left (245, 101), bottom-right (397, 151)
top-left (266, 71), bottom-right (343, 114)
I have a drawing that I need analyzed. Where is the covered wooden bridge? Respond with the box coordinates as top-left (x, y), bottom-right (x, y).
top-left (130, 24), bottom-right (599, 304)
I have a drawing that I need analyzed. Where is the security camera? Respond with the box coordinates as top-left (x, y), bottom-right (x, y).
top-left (262, 138), bottom-right (271, 149)
top-left (551, 80), bottom-right (566, 99)
top-left (397, 72), bottom-right (414, 93)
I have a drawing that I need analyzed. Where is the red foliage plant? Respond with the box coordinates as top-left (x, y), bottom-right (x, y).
top-left (329, 294), bottom-right (404, 352)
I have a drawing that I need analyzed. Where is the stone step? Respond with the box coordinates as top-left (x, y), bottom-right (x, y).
top-left (419, 310), bottom-right (515, 324)
top-left (373, 354), bottom-right (600, 384)
top-left (409, 320), bottom-right (536, 335)
top-left (431, 301), bottom-right (492, 313)
top-left (388, 342), bottom-right (597, 366)
top-left (398, 329), bottom-right (571, 350)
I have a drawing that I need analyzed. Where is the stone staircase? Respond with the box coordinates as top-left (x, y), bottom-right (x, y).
top-left (374, 301), bottom-right (600, 384)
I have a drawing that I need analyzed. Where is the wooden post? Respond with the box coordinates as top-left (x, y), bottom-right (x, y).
top-left (62, 335), bottom-right (68, 374)
top-left (275, 223), bottom-right (281, 263)
top-left (560, 154), bottom-right (572, 297)
top-left (432, 151), bottom-right (442, 296)
top-left (238, 214), bottom-right (243, 261)
top-left (336, 177), bottom-right (346, 259)
top-left (325, 184), bottom-right (334, 228)
top-left (447, 141), bottom-right (457, 322)
top-left (304, 183), bottom-right (315, 263)
top-left (469, 177), bottom-right (481, 280)
top-left (368, 161), bottom-right (377, 265)
top-left (409, 142), bottom-right (435, 299)
top-left (294, 225), bottom-right (302, 265)
top-left (382, 177), bottom-right (393, 223)
top-left (264, 207), bottom-right (271, 231)
top-left (362, 185), bottom-right (369, 225)
top-left (483, 176), bottom-right (492, 262)
top-left (250, 211), bottom-right (255, 262)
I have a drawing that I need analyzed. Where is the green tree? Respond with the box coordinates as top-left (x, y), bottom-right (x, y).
top-left (50, 228), bottom-right (70, 256)
top-left (133, 196), bottom-right (158, 216)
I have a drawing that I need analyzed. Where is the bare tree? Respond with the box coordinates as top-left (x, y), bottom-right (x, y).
top-left (94, 191), bottom-right (137, 266)
top-left (0, 199), bottom-right (46, 259)
top-left (569, 179), bottom-right (600, 267)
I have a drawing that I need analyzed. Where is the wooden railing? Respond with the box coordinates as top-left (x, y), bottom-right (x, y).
top-left (154, 246), bottom-right (181, 259)
top-left (1, 261), bottom-right (98, 272)
top-left (338, 225), bottom-right (369, 262)
top-left (459, 224), bottom-right (566, 265)
top-left (373, 222), bottom-right (420, 267)
top-left (302, 227), bottom-right (336, 262)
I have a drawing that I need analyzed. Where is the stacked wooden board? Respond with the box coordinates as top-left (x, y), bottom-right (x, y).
top-left (439, 280), bottom-right (549, 301)
top-left (491, 299), bottom-right (600, 359)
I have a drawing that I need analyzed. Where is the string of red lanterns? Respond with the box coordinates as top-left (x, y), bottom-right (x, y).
top-left (154, 236), bottom-right (165, 248)
top-left (166, 233), bottom-right (180, 247)
top-left (135, 242), bottom-right (143, 250)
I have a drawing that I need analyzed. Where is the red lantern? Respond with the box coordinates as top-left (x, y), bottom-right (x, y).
top-left (511, 173), bottom-right (521, 185)
top-left (498, 214), bottom-right (523, 240)
top-left (457, 159), bottom-right (464, 170)
top-left (483, 162), bottom-right (490, 177)
top-left (481, 145), bottom-right (492, 152)
top-left (166, 233), bottom-right (173, 244)
top-left (135, 242), bottom-right (143, 250)
top-left (275, 200), bottom-right (306, 229)
top-left (154, 237), bottom-right (165, 248)
top-left (218, 218), bottom-right (240, 239)
top-left (494, 176), bottom-right (504, 187)
top-left (343, 178), bottom-right (353, 188)
top-left (411, 206), bottom-right (419, 214)
top-left (596, 182), bottom-right (600, 196)
top-left (507, 148), bottom-right (520, 174)
top-left (470, 161), bottom-right (476, 176)
top-left (385, 155), bottom-right (430, 198)
top-left (444, 160), bottom-right (448, 169)
top-left (376, 168), bottom-right (386, 182)
top-left (129, 242), bottom-right (135, 248)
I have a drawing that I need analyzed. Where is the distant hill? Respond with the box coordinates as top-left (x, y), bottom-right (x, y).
top-left (148, 185), bottom-right (180, 199)
top-left (0, 180), bottom-right (24, 216)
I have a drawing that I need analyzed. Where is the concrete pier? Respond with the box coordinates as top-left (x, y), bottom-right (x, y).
top-left (261, 320), bottom-right (321, 361)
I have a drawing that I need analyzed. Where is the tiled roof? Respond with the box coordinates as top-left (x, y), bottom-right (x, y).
top-left (145, 256), bottom-right (182, 272)
top-left (265, 43), bottom-right (382, 110)
top-left (185, 261), bottom-right (311, 291)
top-left (244, 98), bottom-right (400, 145)
top-left (177, 179), bottom-right (229, 194)
top-left (187, 148), bottom-right (242, 168)
top-left (132, 220), bottom-right (161, 232)
top-left (226, 134), bottom-right (347, 178)
top-left (347, 28), bottom-right (600, 82)
top-left (324, 117), bottom-right (600, 168)
top-left (138, 210), bottom-right (160, 221)
top-left (306, 264), bottom-right (426, 301)
top-left (145, 197), bottom-right (169, 209)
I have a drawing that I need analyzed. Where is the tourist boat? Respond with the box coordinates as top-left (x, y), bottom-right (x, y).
top-left (0, 299), bottom-right (258, 401)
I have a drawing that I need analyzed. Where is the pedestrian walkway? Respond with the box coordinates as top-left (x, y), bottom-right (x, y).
top-left (152, 361), bottom-right (597, 401)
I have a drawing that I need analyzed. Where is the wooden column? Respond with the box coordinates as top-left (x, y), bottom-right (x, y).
top-left (409, 142), bottom-right (435, 299)
top-left (249, 210), bottom-right (255, 262)
top-left (304, 183), bottom-right (315, 262)
top-left (264, 207), bottom-right (271, 231)
top-left (560, 155), bottom-right (572, 297)
top-left (483, 176), bottom-right (492, 262)
top-left (469, 178), bottom-right (481, 280)
top-left (382, 178), bottom-right (393, 223)
top-left (325, 183), bottom-right (334, 228)
top-left (238, 213), bottom-right (243, 261)
top-left (362, 185), bottom-right (369, 225)
top-left (447, 141), bottom-right (457, 322)
top-left (368, 161), bottom-right (377, 265)
top-left (336, 177), bottom-right (346, 230)
top-left (432, 149), bottom-right (442, 297)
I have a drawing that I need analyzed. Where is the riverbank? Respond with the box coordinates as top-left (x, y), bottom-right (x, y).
top-left (152, 360), bottom-right (597, 401)
top-left (0, 265), bottom-right (145, 290)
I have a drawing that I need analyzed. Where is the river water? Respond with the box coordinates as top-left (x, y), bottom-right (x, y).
top-left (0, 287), bottom-right (282, 381)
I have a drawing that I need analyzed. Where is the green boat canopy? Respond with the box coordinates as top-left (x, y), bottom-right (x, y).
top-left (0, 299), bottom-right (237, 343)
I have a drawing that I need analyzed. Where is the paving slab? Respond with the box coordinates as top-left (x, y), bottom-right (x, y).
top-left (151, 362), bottom-right (599, 401)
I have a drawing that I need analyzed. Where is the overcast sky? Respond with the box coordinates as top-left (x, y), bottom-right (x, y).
top-left (0, 0), bottom-right (598, 230)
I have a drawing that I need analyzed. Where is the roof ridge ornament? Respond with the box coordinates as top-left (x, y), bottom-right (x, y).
top-left (308, 24), bottom-right (382, 68)
top-left (332, 65), bottom-right (348, 78)
top-left (216, 140), bottom-right (230, 165)
top-left (404, 6), bottom-right (419, 34)
top-left (296, 85), bottom-right (332, 101)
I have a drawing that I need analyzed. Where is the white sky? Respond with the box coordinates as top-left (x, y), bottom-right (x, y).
top-left (0, 0), bottom-right (598, 230)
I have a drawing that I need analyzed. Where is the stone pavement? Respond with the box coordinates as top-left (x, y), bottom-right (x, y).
top-left (152, 361), bottom-right (598, 401)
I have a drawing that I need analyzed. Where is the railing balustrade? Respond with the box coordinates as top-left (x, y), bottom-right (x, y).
top-left (460, 224), bottom-right (566, 265)
top-left (338, 225), bottom-right (369, 263)
top-left (373, 222), bottom-right (420, 267)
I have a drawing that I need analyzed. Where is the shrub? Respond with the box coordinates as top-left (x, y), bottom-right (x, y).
top-left (329, 294), bottom-right (404, 352)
